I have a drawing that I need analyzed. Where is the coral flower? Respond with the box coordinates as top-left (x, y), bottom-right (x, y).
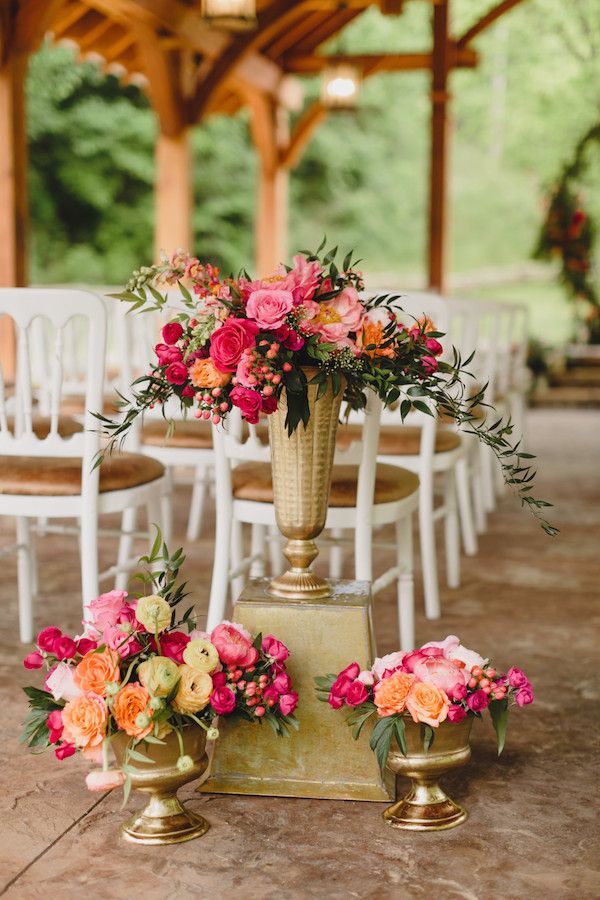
top-left (73, 649), bottom-right (120, 696)
top-left (61, 693), bottom-right (108, 749)
top-left (113, 682), bottom-right (153, 738)
top-left (189, 357), bottom-right (231, 389)
top-left (406, 681), bottom-right (449, 728)
top-left (373, 672), bottom-right (415, 717)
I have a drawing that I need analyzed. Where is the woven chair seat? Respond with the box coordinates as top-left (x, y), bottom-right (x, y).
top-left (0, 452), bottom-right (164, 496)
top-left (142, 419), bottom-right (213, 449)
top-left (6, 415), bottom-right (83, 439)
top-left (336, 424), bottom-right (461, 456)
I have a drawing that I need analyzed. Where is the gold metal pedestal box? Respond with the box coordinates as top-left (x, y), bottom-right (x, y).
top-left (202, 578), bottom-right (394, 801)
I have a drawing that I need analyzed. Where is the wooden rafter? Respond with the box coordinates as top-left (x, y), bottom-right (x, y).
top-left (284, 48), bottom-right (478, 74)
top-left (457, 0), bottom-right (526, 48)
top-left (290, 8), bottom-right (364, 56)
top-left (279, 100), bottom-right (328, 170)
top-left (130, 23), bottom-right (184, 134)
top-left (14, 0), bottom-right (69, 52)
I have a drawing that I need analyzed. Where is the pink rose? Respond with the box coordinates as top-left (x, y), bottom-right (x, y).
top-left (262, 635), bottom-right (289, 662)
top-left (102, 624), bottom-right (139, 659)
top-left (447, 704), bottom-right (468, 723)
top-left (246, 288), bottom-right (294, 330)
top-left (467, 689), bottom-right (489, 712)
top-left (165, 361), bottom-right (188, 385)
top-left (372, 652), bottom-right (405, 680)
top-left (155, 343), bottom-right (183, 365)
top-left (45, 662), bottom-right (83, 702)
top-left (210, 319), bottom-right (259, 372)
top-left (211, 685), bottom-right (237, 715)
top-left (162, 322), bottom-right (184, 345)
top-left (404, 652), bottom-right (468, 700)
top-left (85, 770), bottom-right (125, 792)
top-left (425, 337), bottom-right (443, 356)
top-left (211, 622), bottom-right (257, 667)
top-left (76, 637), bottom-right (98, 656)
top-left (160, 631), bottom-right (191, 664)
top-left (279, 692), bottom-right (298, 716)
top-left (54, 636), bottom-right (77, 661)
top-left (515, 684), bottom-right (534, 706)
top-left (37, 626), bottom-right (62, 653)
top-left (230, 385), bottom-right (262, 424)
top-left (421, 355), bottom-right (438, 375)
top-left (272, 672), bottom-right (292, 695)
top-left (88, 590), bottom-right (128, 629)
top-left (55, 743), bottom-right (76, 760)
top-left (507, 667), bottom-right (529, 689)
top-left (23, 650), bottom-right (44, 669)
top-left (328, 662), bottom-right (360, 708)
top-left (346, 680), bottom-right (369, 707)
top-left (47, 710), bottom-right (64, 743)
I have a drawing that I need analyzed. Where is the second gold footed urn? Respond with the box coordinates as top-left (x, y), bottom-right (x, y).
top-left (268, 367), bottom-right (345, 600)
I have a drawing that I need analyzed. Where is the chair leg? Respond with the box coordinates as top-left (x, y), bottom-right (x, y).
top-left (207, 505), bottom-right (232, 632)
top-left (418, 480), bottom-right (440, 620)
top-left (444, 470), bottom-right (460, 589)
top-left (160, 470), bottom-right (173, 551)
top-left (230, 519), bottom-right (245, 601)
top-left (329, 528), bottom-right (344, 579)
top-left (471, 457), bottom-right (487, 535)
top-left (455, 457), bottom-right (478, 557)
top-left (481, 443), bottom-right (496, 513)
top-left (80, 506), bottom-right (99, 623)
top-left (186, 464), bottom-right (207, 542)
top-left (396, 515), bottom-right (414, 652)
top-left (115, 506), bottom-right (137, 591)
top-left (269, 525), bottom-right (283, 576)
top-left (250, 524), bottom-right (266, 577)
top-left (17, 517), bottom-right (33, 644)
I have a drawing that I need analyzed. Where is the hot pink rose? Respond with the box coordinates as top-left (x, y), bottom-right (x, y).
top-left (162, 322), bottom-right (184, 345)
top-left (279, 692), bottom-right (298, 716)
top-left (467, 689), bottom-right (489, 712)
top-left (37, 626), bottom-right (62, 653)
top-left (262, 635), bottom-right (289, 662)
top-left (47, 710), bottom-right (64, 743)
top-left (404, 652), bottom-right (467, 700)
top-left (160, 631), bottom-right (190, 664)
top-left (88, 590), bottom-right (128, 629)
top-left (425, 337), bottom-right (443, 356)
top-left (23, 651), bottom-right (44, 669)
top-left (421, 355), bottom-right (438, 375)
top-left (212, 671), bottom-right (227, 688)
top-left (45, 662), bottom-right (83, 702)
top-left (165, 361), bottom-right (189, 385)
top-left (261, 394), bottom-right (278, 415)
top-left (85, 769), bottom-right (125, 792)
top-left (346, 680), bottom-right (369, 707)
top-left (515, 684), bottom-right (534, 706)
top-left (285, 330), bottom-right (304, 350)
top-left (55, 743), bottom-right (76, 760)
top-left (210, 622), bottom-right (257, 667)
top-left (246, 288), bottom-right (294, 330)
top-left (54, 636), bottom-right (77, 661)
top-left (328, 662), bottom-right (360, 709)
top-left (447, 704), bottom-right (468, 723)
top-left (76, 637), bottom-right (98, 655)
top-left (230, 385), bottom-right (262, 424)
top-left (211, 685), bottom-right (236, 715)
top-left (507, 667), bottom-right (529, 689)
top-left (272, 672), bottom-right (292, 695)
top-left (210, 319), bottom-right (259, 372)
top-left (155, 343), bottom-right (183, 366)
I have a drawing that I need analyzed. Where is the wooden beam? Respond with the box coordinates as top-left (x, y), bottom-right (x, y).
top-left (131, 25), bottom-right (185, 134)
top-left (279, 101), bottom-right (328, 170)
top-left (154, 129), bottom-right (192, 260)
top-left (284, 48), bottom-right (478, 74)
top-left (427, 0), bottom-right (450, 292)
top-left (14, 0), bottom-right (68, 52)
top-left (457, 0), bottom-right (525, 48)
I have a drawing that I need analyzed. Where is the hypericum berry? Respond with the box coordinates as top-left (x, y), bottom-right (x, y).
top-left (486, 668), bottom-right (496, 679)
top-left (480, 678), bottom-right (491, 688)
top-left (263, 385), bottom-right (274, 396)
top-left (283, 362), bottom-right (292, 372)
top-left (255, 706), bottom-right (265, 717)
top-left (212, 387), bottom-right (222, 397)
top-left (471, 666), bottom-right (483, 678)
top-left (202, 410), bottom-right (211, 420)
top-left (272, 374), bottom-right (281, 385)
top-left (468, 677), bottom-right (478, 688)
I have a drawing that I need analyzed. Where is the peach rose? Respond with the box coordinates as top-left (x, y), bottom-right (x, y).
top-left (73, 649), bottom-right (120, 696)
top-left (373, 672), bottom-right (415, 717)
top-left (113, 682), bottom-right (153, 738)
top-left (189, 357), bottom-right (231, 389)
top-left (406, 681), bottom-right (449, 728)
top-left (61, 693), bottom-right (108, 749)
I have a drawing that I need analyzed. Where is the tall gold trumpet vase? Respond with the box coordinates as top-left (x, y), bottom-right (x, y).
top-left (384, 716), bottom-right (473, 831)
top-left (113, 726), bottom-right (210, 845)
top-left (268, 367), bottom-right (345, 599)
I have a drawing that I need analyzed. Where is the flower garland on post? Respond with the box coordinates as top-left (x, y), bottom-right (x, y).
top-left (534, 123), bottom-right (600, 342)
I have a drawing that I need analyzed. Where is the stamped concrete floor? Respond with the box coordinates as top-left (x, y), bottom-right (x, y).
top-left (0, 408), bottom-right (598, 900)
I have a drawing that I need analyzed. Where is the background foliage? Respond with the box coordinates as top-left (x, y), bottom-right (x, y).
top-left (27, 0), bottom-right (599, 343)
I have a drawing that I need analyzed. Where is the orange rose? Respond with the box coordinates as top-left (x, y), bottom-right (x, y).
top-left (113, 682), bottom-right (153, 738)
top-left (360, 321), bottom-right (395, 358)
top-left (406, 681), bottom-right (449, 728)
top-left (62, 693), bottom-right (108, 749)
top-left (373, 673), bottom-right (415, 717)
top-left (73, 649), bottom-right (120, 696)
top-left (189, 357), bottom-right (231, 389)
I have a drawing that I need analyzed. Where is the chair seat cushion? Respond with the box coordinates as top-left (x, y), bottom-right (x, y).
top-left (142, 419), bottom-right (213, 449)
top-left (336, 424), bottom-right (461, 456)
top-left (60, 393), bottom-right (121, 417)
top-left (0, 452), bottom-right (165, 496)
top-left (232, 462), bottom-right (419, 508)
top-left (7, 416), bottom-right (83, 439)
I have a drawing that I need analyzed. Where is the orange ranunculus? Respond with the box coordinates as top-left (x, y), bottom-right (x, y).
top-left (73, 649), bottom-right (120, 696)
top-left (373, 672), bottom-right (415, 717)
top-left (189, 357), bottom-right (231, 389)
top-left (61, 693), bottom-right (108, 749)
top-left (113, 682), bottom-right (153, 738)
top-left (406, 681), bottom-right (449, 728)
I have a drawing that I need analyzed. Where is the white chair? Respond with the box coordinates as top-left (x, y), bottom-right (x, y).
top-left (208, 391), bottom-right (420, 650)
top-left (0, 288), bottom-right (169, 642)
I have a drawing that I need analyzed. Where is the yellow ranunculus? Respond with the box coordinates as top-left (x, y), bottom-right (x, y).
top-left (138, 656), bottom-right (180, 698)
top-left (182, 639), bottom-right (219, 674)
top-left (171, 665), bottom-right (213, 715)
top-left (136, 594), bottom-right (172, 634)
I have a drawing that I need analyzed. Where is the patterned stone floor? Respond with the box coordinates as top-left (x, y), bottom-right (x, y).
top-left (0, 409), bottom-right (598, 899)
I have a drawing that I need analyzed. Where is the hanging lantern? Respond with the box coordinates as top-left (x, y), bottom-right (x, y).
top-left (201, 0), bottom-right (257, 31)
top-left (321, 63), bottom-right (361, 109)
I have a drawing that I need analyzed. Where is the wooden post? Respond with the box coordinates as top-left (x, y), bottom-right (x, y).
top-left (0, 51), bottom-right (28, 375)
top-left (427, 0), bottom-right (451, 293)
top-left (251, 98), bottom-right (289, 276)
top-left (154, 128), bottom-right (192, 260)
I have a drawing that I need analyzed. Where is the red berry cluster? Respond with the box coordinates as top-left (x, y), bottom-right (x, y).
top-left (467, 665), bottom-right (507, 702)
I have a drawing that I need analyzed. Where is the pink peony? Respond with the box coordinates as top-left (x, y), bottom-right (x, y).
top-left (55, 743), bottom-right (76, 760)
top-left (262, 635), bottom-right (289, 662)
top-left (54, 636), bottom-right (77, 661)
top-left (88, 590), bottom-right (128, 630)
top-left (211, 685), bottom-right (237, 715)
top-left (210, 622), bottom-right (257, 667)
top-left (23, 651), bottom-right (44, 669)
top-left (272, 672), bottom-right (292, 695)
top-left (155, 343), bottom-right (183, 366)
top-left (37, 626), bottom-right (62, 653)
top-left (447, 704), bottom-right (468, 723)
top-left (467, 689), bottom-right (489, 712)
top-left (210, 319), bottom-right (258, 372)
top-left (230, 385), bottom-right (262, 424)
top-left (303, 286), bottom-right (364, 344)
top-left (279, 692), bottom-right (298, 716)
top-left (85, 769), bottom-right (126, 792)
top-left (372, 652), bottom-right (405, 680)
top-left (102, 624), bottom-right (140, 659)
top-left (507, 667), bottom-right (529, 689)
top-left (404, 652), bottom-right (468, 701)
top-left (515, 684), bottom-right (534, 706)
top-left (285, 254), bottom-right (322, 304)
top-left (165, 361), bottom-right (188, 385)
top-left (160, 631), bottom-right (191, 664)
top-left (162, 322), bottom-right (184, 345)
top-left (420, 635), bottom-right (460, 656)
top-left (45, 662), bottom-right (83, 702)
top-left (47, 710), bottom-right (64, 743)
top-left (245, 288), bottom-right (294, 330)
top-left (346, 680), bottom-right (369, 707)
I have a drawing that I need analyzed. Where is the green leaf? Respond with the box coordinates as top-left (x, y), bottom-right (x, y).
top-left (371, 717), bottom-right (395, 773)
top-left (393, 716), bottom-right (407, 756)
top-left (422, 724), bottom-right (435, 753)
top-left (350, 707), bottom-right (376, 740)
top-left (489, 699), bottom-right (509, 755)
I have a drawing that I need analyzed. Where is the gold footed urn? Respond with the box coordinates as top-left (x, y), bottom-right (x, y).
top-left (113, 726), bottom-right (210, 845)
top-left (268, 367), bottom-right (345, 600)
top-left (384, 717), bottom-right (473, 831)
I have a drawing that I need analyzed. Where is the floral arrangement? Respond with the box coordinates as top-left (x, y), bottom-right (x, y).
top-left (97, 243), bottom-right (556, 534)
top-left (21, 536), bottom-right (298, 800)
top-left (315, 635), bottom-right (533, 771)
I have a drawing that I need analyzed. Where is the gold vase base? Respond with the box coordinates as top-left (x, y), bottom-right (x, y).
top-left (268, 569), bottom-right (331, 601)
top-left (121, 800), bottom-right (210, 845)
top-left (383, 791), bottom-right (467, 832)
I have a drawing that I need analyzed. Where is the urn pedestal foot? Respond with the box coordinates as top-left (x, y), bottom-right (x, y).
top-left (121, 792), bottom-right (210, 845)
top-left (383, 780), bottom-right (467, 831)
